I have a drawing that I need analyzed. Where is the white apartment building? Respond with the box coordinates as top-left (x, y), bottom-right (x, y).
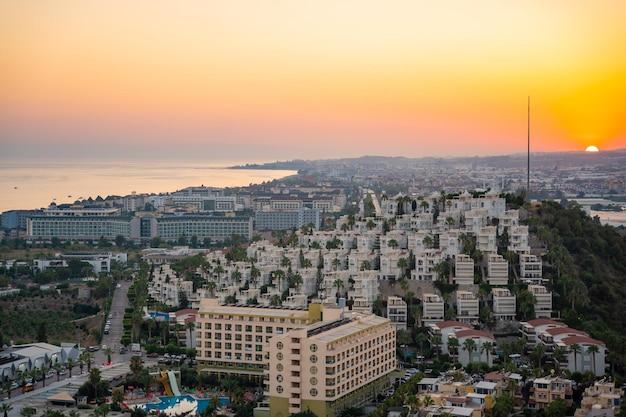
top-left (455, 329), bottom-right (497, 366)
top-left (519, 319), bottom-right (567, 350)
top-left (498, 210), bottom-right (519, 234)
top-left (439, 230), bottom-right (463, 258)
top-left (492, 288), bottom-right (516, 321)
top-left (412, 249), bottom-right (444, 282)
top-left (487, 254), bottom-right (509, 286)
top-left (387, 296), bottom-right (408, 331)
top-left (426, 321), bottom-right (473, 355)
top-left (528, 284), bottom-right (552, 318)
top-left (477, 226), bottom-right (498, 253)
top-left (554, 336), bottom-right (607, 377)
top-left (455, 291), bottom-right (479, 325)
top-left (422, 293), bottom-right (445, 327)
top-left (265, 313), bottom-right (396, 417)
top-left (508, 225), bottom-right (530, 253)
top-left (454, 255), bottom-right (475, 285)
top-left (520, 254), bottom-right (543, 283)
top-left (149, 264), bottom-right (194, 308)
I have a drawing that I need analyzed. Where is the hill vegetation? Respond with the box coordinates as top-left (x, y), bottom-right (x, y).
top-left (529, 201), bottom-right (626, 372)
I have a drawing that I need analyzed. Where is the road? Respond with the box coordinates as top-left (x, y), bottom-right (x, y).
top-left (93, 280), bottom-right (133, 365)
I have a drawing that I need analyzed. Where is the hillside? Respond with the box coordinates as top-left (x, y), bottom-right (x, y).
top-left (529, 201), bottom-right (626, 370)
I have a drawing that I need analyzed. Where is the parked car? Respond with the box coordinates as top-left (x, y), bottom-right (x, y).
top-left (147, 352), bottom-right (159, 358)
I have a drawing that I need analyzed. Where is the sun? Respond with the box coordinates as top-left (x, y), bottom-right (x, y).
top-left (585, 145), bottom-right (599, 152)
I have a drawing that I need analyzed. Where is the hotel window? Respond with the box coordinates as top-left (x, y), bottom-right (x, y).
top-left (277, 353), bottom-right (283, 360)
top-left (310, 388), bottom-right (318, 397)
top-left (310, 344), bottom-right (318, 352)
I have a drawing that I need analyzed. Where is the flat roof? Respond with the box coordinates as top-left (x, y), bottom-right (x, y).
top-left (310, 315), bottom-right (389, 343)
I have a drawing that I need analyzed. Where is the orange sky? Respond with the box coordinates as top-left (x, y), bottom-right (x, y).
top-left (1, 1), bottom-right (625, 161)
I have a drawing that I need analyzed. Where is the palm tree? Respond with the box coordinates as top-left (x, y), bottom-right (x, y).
top-left (462, 338), bottom-right (477, 363)
top-left (430, 335), bottom-right (442, 361)
top-left (273, 269), bottom-right (285, 292)
top-left (88, 368), bottom-right (102, 400)
top-left (360, 260), bottom-right (371, 271)
top-left (186, 321), bottom-right (196, 346)
top-left (82, 351), bottom-right (94, 372)
top-left (146, 318), bottom-right (157, 340)
top-left (40, 361), bottom-right (50, 387)
top-left (291, 272), bottom-right (303, 293)
top-left (1, 379), bottom-right (12, 399)
top-left (104, 347), bottom-right (113, 364)
top-left (1, 402), bottom-right (12, 417)
top-left (220, 377), bottom-right (239, 406)
top-left (481, 341), bottom-right (494, 365)
top-left (448, 337), bottom-right (459, 363)
top-left (53, 362), bottom-right (63, 382)
top-left (552, 347), bottom-right (566, 369)
top-left (532, 344), bottom-right (545, 369)
top-left (569, 343), bottom-right (582, 372)
top-left (332, 279), bottom-right (344, 301)
top-left (174, 323), bottom-right (185, 347)
top-left (129, 355), bottom-right (143, 376)
top-left (587, 345), bottom-right (599, 375)
top-left (332, 257), bottom-right (341, 271)
top-left (415, 333), bottom-right (428, 360)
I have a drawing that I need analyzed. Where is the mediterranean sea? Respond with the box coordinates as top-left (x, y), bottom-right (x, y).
top-left (0, 158), bottom-right (297, 213)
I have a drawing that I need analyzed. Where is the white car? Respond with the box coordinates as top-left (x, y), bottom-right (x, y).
top-left (101, 344), bottom-right (107, 350)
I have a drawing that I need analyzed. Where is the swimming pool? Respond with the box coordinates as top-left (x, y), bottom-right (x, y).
top-left (140, 395), bottom-right (229, 414)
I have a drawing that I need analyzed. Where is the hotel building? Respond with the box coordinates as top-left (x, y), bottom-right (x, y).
top-left (266, 313), bottom-right (396, 417)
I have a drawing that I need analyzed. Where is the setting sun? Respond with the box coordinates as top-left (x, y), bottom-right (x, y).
top-left (585, 145), bottom-right (600, 152)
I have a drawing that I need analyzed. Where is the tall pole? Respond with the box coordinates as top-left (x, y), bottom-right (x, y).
top-left (527, 96), bottom-right (530, 202)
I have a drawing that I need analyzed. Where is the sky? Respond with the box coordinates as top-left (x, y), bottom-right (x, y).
top-left (1, 1), bottom-right (625, 162)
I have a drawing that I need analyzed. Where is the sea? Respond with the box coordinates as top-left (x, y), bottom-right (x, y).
top-left (0, 158), bottom-right (297, 213)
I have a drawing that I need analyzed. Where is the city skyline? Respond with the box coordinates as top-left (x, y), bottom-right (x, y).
top-left (1, 1), bottom-right (625, 162)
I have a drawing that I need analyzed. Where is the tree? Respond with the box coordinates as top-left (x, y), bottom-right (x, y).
top-left (462, 338), bottom-right (477, 363)
top-left (1, 379), bottom-right (12, 399)
top-left (130, 355), bottom-right (143, 376)
top-left (0, 403), bottom-right (12, 417)
top-left (333, 279), bottom-right (344, 301)
top-left (546, 397), bottom-right (567, 417)
top-left (360, 260), bottom-right (371, 271)
top-left (88, 368), bottom-right (102, 399)
top-left (587, 345), bottom-right (599, 375)
top-left (220, 377), bottom-right (239, 406)
top-left (570, 343), bottom-right (582, 372)
top-left (480, 341), bottom-right (494, 365)
top-left (532, 343), bottom-right (545, 370)
top-left (104, 346), bottom-right (113, 364)
top-left (448, 337), bottom-right (459, 363)
top-left (430, 335), bottom-right (442, 360)
top-left (67, 357), bottom-right (76, 378)
top-left (491, 392), bottom-right (514, 417)
top-left (415, 333), bottom-right (428, 360)
top-left (273, 269), bottom-right (285, 292)
top-left (146, 318), bottom-right (157, 340)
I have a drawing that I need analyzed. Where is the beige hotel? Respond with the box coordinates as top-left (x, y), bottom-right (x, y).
top-left (195, 298), bottom-right (396, 417)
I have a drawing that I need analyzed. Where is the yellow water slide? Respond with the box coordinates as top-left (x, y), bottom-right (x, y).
top-left (156, 371), bottom-right (174, 396)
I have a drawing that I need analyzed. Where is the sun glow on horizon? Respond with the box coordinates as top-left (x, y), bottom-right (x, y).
top-left (585, 145), bottom-right (600, 152)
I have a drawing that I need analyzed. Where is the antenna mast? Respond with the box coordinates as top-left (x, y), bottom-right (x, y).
top-left (527, 96), bottom-right (530, 202)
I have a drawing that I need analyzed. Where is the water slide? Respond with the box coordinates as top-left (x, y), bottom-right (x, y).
top-left (156, 372), bottom-right (173, 396)
top-left (167, 370), bottom-right (181, 396)
top-left (155, 371), bottom-right (180, 397)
